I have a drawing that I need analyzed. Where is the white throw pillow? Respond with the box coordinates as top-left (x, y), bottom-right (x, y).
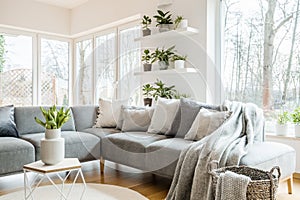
top-left (147, 98), bottom-right (180, 134)
top-left (184, 108), bottom-right (231, 141)
top-left (94, 98), bottom-right (128, 128)
top-left (121, 108), bottom-right (154, 132)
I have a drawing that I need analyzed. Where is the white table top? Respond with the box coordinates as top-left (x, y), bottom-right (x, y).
top-left (23, 158), bottom-right (81, 173)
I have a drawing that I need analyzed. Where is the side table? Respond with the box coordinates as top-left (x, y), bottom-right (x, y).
top-left (23, 158), bottom-right (86, 200)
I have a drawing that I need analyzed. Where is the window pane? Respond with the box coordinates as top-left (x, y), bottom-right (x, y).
top-left (118, 25), bottom-right (141, 102)
top-left (222, 0), bottom-right (300, 118)
top-left (75, 39), bottom-right (93, 105)
top-left (41, 38), bottom-right (69, 106)
top-left (95, 32), bottom-right (116, 100)
top-left (0, 34), bottom-right (33, 106)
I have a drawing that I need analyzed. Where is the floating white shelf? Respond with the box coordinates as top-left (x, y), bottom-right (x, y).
top-left (134, 68), bottom-right (197, 76)
top-left (135, 27), bottom-right (199, 42)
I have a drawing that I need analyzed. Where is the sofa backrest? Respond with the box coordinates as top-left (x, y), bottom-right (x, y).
top-left (71, 106), bottom-right (98, 131)
top-left (14, 106), bottom-right (76, 135)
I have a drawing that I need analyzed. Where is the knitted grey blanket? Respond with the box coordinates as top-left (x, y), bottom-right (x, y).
top-left (166, 101), bottom-right (264, 200)
top-left (215, 171), bottom-right (251, 200)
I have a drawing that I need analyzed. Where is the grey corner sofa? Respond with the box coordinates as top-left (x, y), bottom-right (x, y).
top-left (0, 105), bottom-right (296, 194)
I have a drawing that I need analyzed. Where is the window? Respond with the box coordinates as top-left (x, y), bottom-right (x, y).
top-left (41, 38), bottom-right (70, 106)
top-left (75, 38), bottom-right (93, 105)
top-left (222, 0), bottom-right (300, 120)
top-left (118, 25), bottom-right (141, 103)
top-left (95, 31), bottom-right (117, 100)
top-left (0, 29), bottom-right (72, 107)
top-left (74, 22), bottom-right (141, 104)
top-left (0, 33), bottom-right (33, 106)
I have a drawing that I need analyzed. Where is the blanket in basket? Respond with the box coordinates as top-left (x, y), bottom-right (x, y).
top-left (166, 101), bottom-right (264, 200)
top-left (215, 171), bottom-right (251, 200)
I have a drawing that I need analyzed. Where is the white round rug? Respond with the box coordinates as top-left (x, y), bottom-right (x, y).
top-left (0, 183), bottom-right (148, 200)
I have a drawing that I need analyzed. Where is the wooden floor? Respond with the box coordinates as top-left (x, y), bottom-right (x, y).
top-left (0, 160), bottom-right (299, 200)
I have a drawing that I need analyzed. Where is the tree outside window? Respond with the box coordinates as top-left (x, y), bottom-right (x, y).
top-left (222, 0), bottom-right (300, 123)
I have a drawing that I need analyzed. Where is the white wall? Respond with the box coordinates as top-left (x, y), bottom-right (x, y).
top-left (71, 0), bottom-right (157, 35)
top-left (0, 0), bottom-right (70, 36)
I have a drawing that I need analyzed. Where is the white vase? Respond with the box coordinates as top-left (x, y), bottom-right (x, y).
top-left (174, 60), bottom-right (185, 69)
top-left (41, 129), bottom-right (65, 165)
top-left (275, 123), bottom-right (288, 136)
top-left (295, 124), bottom-right (300, 137)
top-left (45, 129), bottom-right (61, 139)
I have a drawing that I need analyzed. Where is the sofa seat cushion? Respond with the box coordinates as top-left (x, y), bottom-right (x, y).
top-left (83, 128), bottom-right (120, 139)
top-left (145, 138), bottom-right (193, 177)
top-left (103, 132), bottom-right (167, 153)
top-left (0, 137), bottom-right (35, 175)
top-left (240, 142), bottom-right (296, 179)
top-left (101, 132), bottom-right (167, 169)
top-left (21, 131), bottom-right (100, 161)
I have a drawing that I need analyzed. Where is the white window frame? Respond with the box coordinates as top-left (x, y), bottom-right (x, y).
top-left (38, 34), bottom-right (73, 105)
top-left (94, 28), bottom-right (118, 102)
top-left (117, 21), bottom-right (141, 101)
top-left (73, 35), bottom-right (94, 105)
top-left (0, 27), bottom-right (37, 105)
top-left (0, 27), bottom-right (73, 106)
top-left (73, 19), bottom-right (141, 105)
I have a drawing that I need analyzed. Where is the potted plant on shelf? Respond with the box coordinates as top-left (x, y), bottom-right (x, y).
top-left (34, 105), bottom-right (71, 165)
top-left (276, 111), bottom-right (290, 136)
top-left (153, 10), bottom-right (173, 32)
top-left (174, 15), bottom-right (188, 30)
top-left (172, 54), bottom-right (187, 69)
top-left (152, 46), bottom-right (175, 70)
top-left (142, 83), bottom-right (154, 106)
top-left (141, 49), bottom-right (153, 71)
top-left (142, 15), bottom-right (152, 36)
top-left (152, 79), bottom-right (177, 100)
top-left (292, 106), bottom-right (300, 137)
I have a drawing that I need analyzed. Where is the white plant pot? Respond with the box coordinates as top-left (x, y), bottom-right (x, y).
top-left (174, 60), bottom-right (185, 69)
top-left (45, 129), bottom-right (61, 139)
top-left (178, 19), bottom-right (188, 29)
top-left (158, 61), bottom-right (169, 70)
top-left (275, 123), bottom-right (288, 136)
top-left (169, 61), bottom-right (175, 69)
top-left (295, 124), bottom-right (300, 137)
top-left (41, 129), bottom-right (64, 165)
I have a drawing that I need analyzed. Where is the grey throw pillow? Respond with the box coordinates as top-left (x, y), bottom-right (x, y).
top-left (116, 105), bottom-right (148, 130)
top-left (121, 108), bottom-right (154, 132)
top-left (0, 105), bottom-right (19, 138)
top-left (174, 98), bottom-right (222, 138)
top-left (165, 107), bottom-right (181, 137)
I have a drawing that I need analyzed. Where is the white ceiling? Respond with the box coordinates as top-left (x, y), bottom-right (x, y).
top-left (35, 0), bottom-right (89, 9)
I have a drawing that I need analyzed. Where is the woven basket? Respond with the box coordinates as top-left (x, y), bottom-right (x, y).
top-left (208, 161), bottom-right (281, 200)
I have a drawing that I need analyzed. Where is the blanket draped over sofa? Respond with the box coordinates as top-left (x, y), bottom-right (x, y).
top-left (166, 101), bottom-right (264, 200)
